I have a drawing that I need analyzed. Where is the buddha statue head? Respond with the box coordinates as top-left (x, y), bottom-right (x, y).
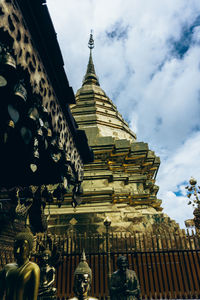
top-left (73, 250), bottom-right (92, 298)
top-left (14, 231), bottom-right (34, 266)
top-left (42, 249), bottom-right (51, 262)
top-left (116, 255), bottom-right (128, 273)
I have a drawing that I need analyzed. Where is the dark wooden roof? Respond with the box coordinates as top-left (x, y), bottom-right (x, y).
top-left (16, 0), bottom-right (93, 163)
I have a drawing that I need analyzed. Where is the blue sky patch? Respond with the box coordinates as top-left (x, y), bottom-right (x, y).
top-left (173, 181), bottom-right (188, 196)
top-left (174, 190), bottom-right (182, 196)
top-left (169, 15), bottom-right (200, 59)
top-left (106, 21), bottom-right (129, 41)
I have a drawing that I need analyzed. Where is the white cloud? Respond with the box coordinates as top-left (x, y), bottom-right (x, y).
top-left (46, 0), bottom-right (200, 229)
top-left (133, 45), bottom-right (200, 151)
top-left (157, 131), bottom-right (200, 227)
top-left (158, 132), bottom-right (200, 190)
top-left (160, 191), bottom-right (193, 228)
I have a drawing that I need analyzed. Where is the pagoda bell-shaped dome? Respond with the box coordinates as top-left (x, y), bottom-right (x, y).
top-left (71, 33), bottom-right (136, 144)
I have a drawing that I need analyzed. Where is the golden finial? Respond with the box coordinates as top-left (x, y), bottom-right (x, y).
top-left (82, 30), bottom-right (100, 86)
top-left (88, 30), bottom-right (94, 50)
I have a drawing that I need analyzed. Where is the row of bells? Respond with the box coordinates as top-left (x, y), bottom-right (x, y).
top-left (0, 42), bottom-right (81, 200)
top-left (13, 180), bottom-right (83, 208)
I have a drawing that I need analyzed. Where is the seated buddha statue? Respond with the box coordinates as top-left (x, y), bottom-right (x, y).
top-left (0, 231), bottom-right (40, 300)
top-left (37, 249), bottom-right (57, 299)
top-left (69, 251), bottom-right (98, 300)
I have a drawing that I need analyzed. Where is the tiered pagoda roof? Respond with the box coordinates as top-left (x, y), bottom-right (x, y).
top-left (70, 33), bottom-right (160, 210)
top-left (49, 33), bottom-right (180, 235)
top-left (72, 33), bottom-right (136, 143)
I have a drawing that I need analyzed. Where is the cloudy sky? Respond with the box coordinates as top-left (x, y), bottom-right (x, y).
top-left (46, 0), bottom-right (200, 229)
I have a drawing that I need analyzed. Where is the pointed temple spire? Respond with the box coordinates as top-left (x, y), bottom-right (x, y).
top-left (82, 31), bottom-right (100, 86)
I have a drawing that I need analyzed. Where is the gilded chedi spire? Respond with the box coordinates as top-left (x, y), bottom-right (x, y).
top-left (72, 31), bottom-right (136, 143)
top-left (82, 31), bottom-right (100, 86)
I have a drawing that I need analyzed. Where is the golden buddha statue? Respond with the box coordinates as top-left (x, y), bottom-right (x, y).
top-left (69, 251), bottom-right (97, 300)
top-left (38, 249), bottom-right (57, 299)
top-left (0, 231), bottom-right (40, 300)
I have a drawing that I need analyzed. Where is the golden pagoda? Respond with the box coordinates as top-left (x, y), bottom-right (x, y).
top-left (49, 33), bottom-right (180, 235)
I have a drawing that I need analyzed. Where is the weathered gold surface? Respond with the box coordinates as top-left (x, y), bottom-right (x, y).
top-left (49, 36), bottom-right (180, 234)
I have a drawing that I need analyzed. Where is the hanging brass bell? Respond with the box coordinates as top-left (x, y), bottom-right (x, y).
top-left (13, 80), bottom-right (27, 102)
top-left (0, 44), bottom-right (16, 86)
top-left (0, 75), bottom-right (7, 87)
top-left (47, 128), bottom-right (52, 137)
top-left (2, 51), bottom-right (16, 69)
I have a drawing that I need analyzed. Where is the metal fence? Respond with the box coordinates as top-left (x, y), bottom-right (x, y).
top-left (45, 229), bottom-right (200, 299)
top-left (55, 250), bottom-right (200, 299)
top-left (1, 229), bottom-right (200, 299)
